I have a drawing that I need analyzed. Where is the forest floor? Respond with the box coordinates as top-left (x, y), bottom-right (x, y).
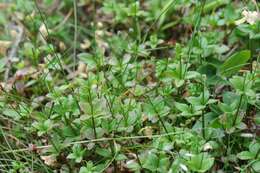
top-left (0, 0), bottom-right (260, 172)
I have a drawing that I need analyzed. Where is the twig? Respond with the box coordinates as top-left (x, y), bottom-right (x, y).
top-left (1, 131), bottom-right (184, 154)
top-left (4, 25), bottom-right (23, 82)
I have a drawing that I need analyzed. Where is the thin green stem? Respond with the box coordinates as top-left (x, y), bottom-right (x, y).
top-left (87, 87), bottom-right (97, 139)
top-left (183, 0), bottom-right (206, 77)
top-left (146, 97), bottom-right (172, 141)
top-left (73, 0), bottom-right (78, 72)
top-left (202, 109), bottom-right (205, 138)
top-left (232, 94), bottom-right (243, 127)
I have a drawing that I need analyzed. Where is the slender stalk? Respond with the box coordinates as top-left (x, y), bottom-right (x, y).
top-left (183, 0), bottom-right (206, 77)
top-left (146, 97), bottom-right (172, 141)
top-left (0, 120), bottom-right (17, 160)
top-left (142, 0), bottom-right (177, 43)
top-left (232, 94), bottom-right (243, 126)
top-left (232, 74), bottom-right (246, 126)
top-left (108, 140), bottom-right (117, 173)
top-left (87, 87), bottom-right (97, 139)
top-left (134, 148), bottom-right (143, 170)
top-left (202, 109), bottom-right (205, 138)
top-left (73, 0), bottom-right (78, 72)
top-left (199, 153), bottom-right (205, 170)
top-left (201, 76), bottom-right (206, 139)
top-left (255, 148), bottom-right (260, 159)
top-left (33, 1), bottom-right (84, 115)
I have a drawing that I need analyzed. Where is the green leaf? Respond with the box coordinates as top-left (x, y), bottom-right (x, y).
top-left (252, 161), bottom-right (260, 172)
top-left (3, 109), bottom-right (20, 120)
top-left (175, 102), bottom-right (189, 112)
top-left (237, 151), bottom-right (255, 160)
top-left (187, 153), bottom-right (214, 173)
top-left (203, 0), bottom-right (229, 13)
top-left (250, 33), bottom-right (260, 40)
top-left (78, 53), bottom-right (97, 70)
top-left (67, 144), bottom-right (86, 163)
top-left (79, 162), bottom-right (98, 173)
top-left (143, 152), bottom-right (159, 171)
top-left (249, 143), bottom-right (260, 155)
top-left (32, 119), bottom-right (53, 136)
top-left (198, 63), bottom-right (217, 78)
top-left (220, 50), bottom-right (251, 76)
top-left (229, 76), bottom-right (245, 92)
top-left (96, 148), bottom-right (112, 158)
top-left (126, 160), bottom-right (141, 171)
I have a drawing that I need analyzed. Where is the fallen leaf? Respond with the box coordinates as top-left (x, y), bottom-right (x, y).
top-left (0, 3), bottom-right (11, 9)
top-left (80, 39), bottom-right (91, 49)
top-left (0, 40), bottom-right (11, 55)
top-left (143, 126), bottom-right (153, 139)
top-left (40, 155), bottom-right (58, 167)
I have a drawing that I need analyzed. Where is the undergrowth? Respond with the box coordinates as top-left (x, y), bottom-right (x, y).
top-left (0, 0), bottom-right (260, 172)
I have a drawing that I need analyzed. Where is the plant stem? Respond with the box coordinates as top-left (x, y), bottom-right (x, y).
top-left (202, 109), bottom-right (205, 138)
top-left (73, 0), bottom-right (78, 72)
top-left (232, 73), bottom-right (247, 127)
top-left (255, 148), bottom-right (260, 159)
top-left (87, 87), bottom-right (97, 139)
top-left (108, 140), bottom-right (117, 173)
top-left (183, 0), bottom-right (206, 77)
top-left (201, 76), bottom-right (206, 139)
top-left (146, 97), bottom-right (172, 141)
top-left (130, 140), bottom-right (143, 170)
top-left (232, 94), bottom-right (243, 126)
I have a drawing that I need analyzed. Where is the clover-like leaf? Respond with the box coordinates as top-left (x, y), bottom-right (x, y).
top-left (67, 144), bottom-right (86, 163)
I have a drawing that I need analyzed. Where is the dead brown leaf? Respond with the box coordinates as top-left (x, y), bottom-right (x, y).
top-left (40, 155), bottom-right (58, 167)
top-left (0, 3), bottom-right (11, 9)
top-left (0, 40), bottom-right (11, 55)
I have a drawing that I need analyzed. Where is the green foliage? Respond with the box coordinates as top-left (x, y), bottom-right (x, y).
top-left (0, 0), bottom-right (259, 172)
top-left (67, 144), bottom-right (86, 163)
top-left (220, 50), bottom-right (251, 76)
top-left (186, 153), bottom-right (214, 173)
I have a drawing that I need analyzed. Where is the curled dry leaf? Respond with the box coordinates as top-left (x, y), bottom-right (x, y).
top-left (59, 41), bottom-right (66, 51)
top-left (40, 155), bottom-right (58, 167)
top-left (28, 143), bottom-right (38, 152)
top-left (140, 126), bottom-right (153, 139)
top-left (0, 40), bottom-right (11, 55)
top-left (0, 82), bottom-right (12, 92)
top-left (0, 3), bottom-right (11, 9)
top-left (94, 30), bottom-right (110, 54)
top-left (39, 23), bottom-right (49, 39)
top-left (142, 114), bottom-right (148, 122)
top-left (15, 81), bottom-right (25, 95)
top-left (15, 67), bottom-right (37, 80)
top-left (182, 90), bottom-right (190, 98)
top-left (80, 39), bottom-right (91, 49)
top-left (78, 61), bottom-right (87, 73)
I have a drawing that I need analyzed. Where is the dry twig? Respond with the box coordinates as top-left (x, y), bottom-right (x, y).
top-left (4, 25), bottom-right (23, 82)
